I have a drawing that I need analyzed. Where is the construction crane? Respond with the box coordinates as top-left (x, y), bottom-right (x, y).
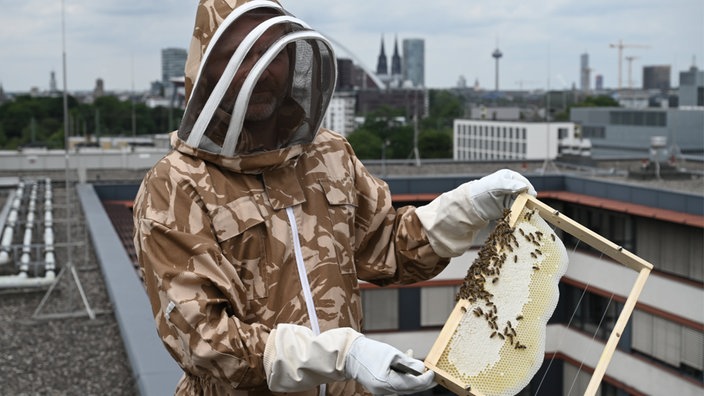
top-left (625, 56), bottom-right (639, 89)
top-left (609, 39), bottom-right (649, 90)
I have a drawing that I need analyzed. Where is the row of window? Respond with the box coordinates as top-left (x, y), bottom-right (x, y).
top-left (456, 124), bottom-right (528, 139)
top-left (456, 139), bottom-right (528, 153)
top-left (582, 126), bottom-right (606, 139)
top-left (609, 111), bottom-right (667, 127)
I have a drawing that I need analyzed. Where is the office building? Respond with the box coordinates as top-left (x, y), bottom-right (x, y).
top-left (580, 53), bottom-right (591, 93)
top-left (642, 65), bottom-right (671, 92)
top-left (161, 48), bottom-right (187, 98)
top-left (403, 39), bottom-right (425, 88)
top-left (570, 107), bottom-right (704, 159)
top-left (453, 119), bottom-right (576, 161)
top-left (679, 65), bottom-right (704, 107)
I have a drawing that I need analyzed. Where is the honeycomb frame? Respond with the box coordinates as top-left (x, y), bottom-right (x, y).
top-left (424, 193), bottom-right (653, 396)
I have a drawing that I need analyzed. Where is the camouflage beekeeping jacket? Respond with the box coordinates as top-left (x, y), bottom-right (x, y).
top-left (133, 131), bottom-right (450, 395)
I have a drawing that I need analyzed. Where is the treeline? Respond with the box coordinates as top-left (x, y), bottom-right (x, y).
top-left (0, 95), bottom-right (182, 149)
top-left (0, 90), bottom-right (463, 157)
top-left (347, 90), bottom-right (462, 160)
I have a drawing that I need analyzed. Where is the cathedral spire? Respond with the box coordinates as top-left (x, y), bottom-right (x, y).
top-left (391, 35), bottom-right (402, 76)
top-left (376, 35), bottom-right (388, 75)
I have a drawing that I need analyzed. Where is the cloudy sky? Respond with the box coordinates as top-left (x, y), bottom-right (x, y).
top-left (1, 0), bottom-right (702, 93)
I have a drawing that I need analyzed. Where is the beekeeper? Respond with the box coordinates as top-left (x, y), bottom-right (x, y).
top-left (132, 1), bottom-right (536, 395)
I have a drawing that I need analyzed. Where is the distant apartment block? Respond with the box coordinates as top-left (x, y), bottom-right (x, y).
top-left (322, 91), bottom-right (356, 136)
top-left (453, 120), bottom-right (577, 161)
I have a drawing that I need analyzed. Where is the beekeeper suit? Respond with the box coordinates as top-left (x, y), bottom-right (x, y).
top-left (132, 1), bottom-right (536, 395)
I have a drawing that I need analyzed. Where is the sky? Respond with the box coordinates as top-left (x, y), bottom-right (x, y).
top-left (0, 0), bottom-right (702, 93)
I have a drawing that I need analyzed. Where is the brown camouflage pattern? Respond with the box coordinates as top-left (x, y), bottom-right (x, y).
top-left (134, 0), bottom-right (449, 394)
top-left (133, 130), bottom-right (449, 395)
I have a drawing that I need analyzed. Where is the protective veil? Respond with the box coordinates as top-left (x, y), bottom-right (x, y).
top-left (177, 0), bottom-right (336, 157)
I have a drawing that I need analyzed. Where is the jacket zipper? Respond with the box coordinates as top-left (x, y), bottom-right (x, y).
top-left (285, 207), bottom-right (326, 396)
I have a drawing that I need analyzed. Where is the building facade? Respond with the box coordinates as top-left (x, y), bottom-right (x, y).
top-left (363, 174), bottom-right (704, 396)
top-left (453, 119), bottom-right (576, 161)
top-left (321, 91), bottom-right (357, 136)
top-left (570, 107), bottom-right (704, 159)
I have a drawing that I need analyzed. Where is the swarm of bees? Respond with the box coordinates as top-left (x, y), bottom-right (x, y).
top-left (456, 208), bottom-right (556, 350)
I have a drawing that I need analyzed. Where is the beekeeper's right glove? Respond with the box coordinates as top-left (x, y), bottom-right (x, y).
top-left (415, 169), bottom-right (536, 257)
top-left (264, 324), bottom-right (435, 394)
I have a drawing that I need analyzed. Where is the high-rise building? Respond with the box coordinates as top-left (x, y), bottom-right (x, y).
top-left (49, 71), bottom-right (58, 93)
top-left (580, 53), bottom-right (591, 93)
top-left (643, 65), bottom-right (671, 92)
top-left (161, 48), bottom-right (187, 98)
top-left (336, 58), bottom-right (355, 91)
top-left (595, 74), bottom-right (604, 91)
top-left (678, 64), bottom-right (703, 107)
top-left (403, 39), bottom-right (425, 88)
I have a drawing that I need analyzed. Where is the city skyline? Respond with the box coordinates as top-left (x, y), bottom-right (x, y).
top-left (0, 0), bottom-right (702, 93)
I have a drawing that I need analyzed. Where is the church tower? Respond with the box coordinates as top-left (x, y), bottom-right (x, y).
top-left (391, 36), bottom-right (402, 77)
top-left (376, 35), bottom-right (388, 76)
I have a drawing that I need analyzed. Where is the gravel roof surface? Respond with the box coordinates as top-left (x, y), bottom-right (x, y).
top-left (0, 185), bottom-right (136, 396)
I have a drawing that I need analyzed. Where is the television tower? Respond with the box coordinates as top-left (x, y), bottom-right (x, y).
top-left (492, 46), bottom-right (503, 91)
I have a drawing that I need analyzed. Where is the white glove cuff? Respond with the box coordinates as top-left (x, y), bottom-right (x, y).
top-left (415, 182), bottom-right (487, 258)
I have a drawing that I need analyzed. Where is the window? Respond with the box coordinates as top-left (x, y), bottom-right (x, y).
top-left (362, 288), bottom-right (398, 330)
top-left (632, 310), bottom-right (703, 381)
top-left (420, 286), bottom-right (458, 327)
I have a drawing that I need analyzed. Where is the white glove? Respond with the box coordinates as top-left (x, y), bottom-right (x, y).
top-left (345, 336), bottom-right (436, 395)
top-left (416, 169), bottom-right (536, 258)
top-left (263, 324), bottom-right (435, 394)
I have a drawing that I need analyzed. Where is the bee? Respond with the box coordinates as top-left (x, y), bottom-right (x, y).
top-left (507, 334), bottom-right (514, 344)
top-left (535, 249), bottom-right (542, 255)
top-left (551, 234), bottom-right (556, 241)
top-left (514, 255), bottom-right (518, 263)
top-left (507, 320), bottom-right (513, 328)
top-left (473, 308), bottom-right (483, 317)
top-left (490, 331), bottom-right (497, 338)
top-left (519, 228), bottom-right (525, 236)
top-left (530, 252), bottom-right (537, 259)
top-left (497, 333), bottom-right (505, 340)
top-left (533, 266), bottom-right (540, 270)
top-left (516, 314), bottom-right (524, 321)
top-left (492, 278), bottom-right (498, 284)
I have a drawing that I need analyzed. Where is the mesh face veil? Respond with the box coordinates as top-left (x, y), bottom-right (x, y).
top-left (177, 0), bottom-right (337, 156)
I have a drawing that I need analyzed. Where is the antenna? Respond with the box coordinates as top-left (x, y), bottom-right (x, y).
top-left (492, 37), bottom-right (503, 92)
top-left (540, 44), bottom-right (559, 175)
top-left (34, 0), bottom-right (95, 321)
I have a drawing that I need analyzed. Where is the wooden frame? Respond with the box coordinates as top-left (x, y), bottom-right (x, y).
top-left (424, 193), bottom-right (653, 396)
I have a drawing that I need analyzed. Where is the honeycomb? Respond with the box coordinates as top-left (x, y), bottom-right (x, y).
top-left (434, 207), bottom-right (568, 396)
